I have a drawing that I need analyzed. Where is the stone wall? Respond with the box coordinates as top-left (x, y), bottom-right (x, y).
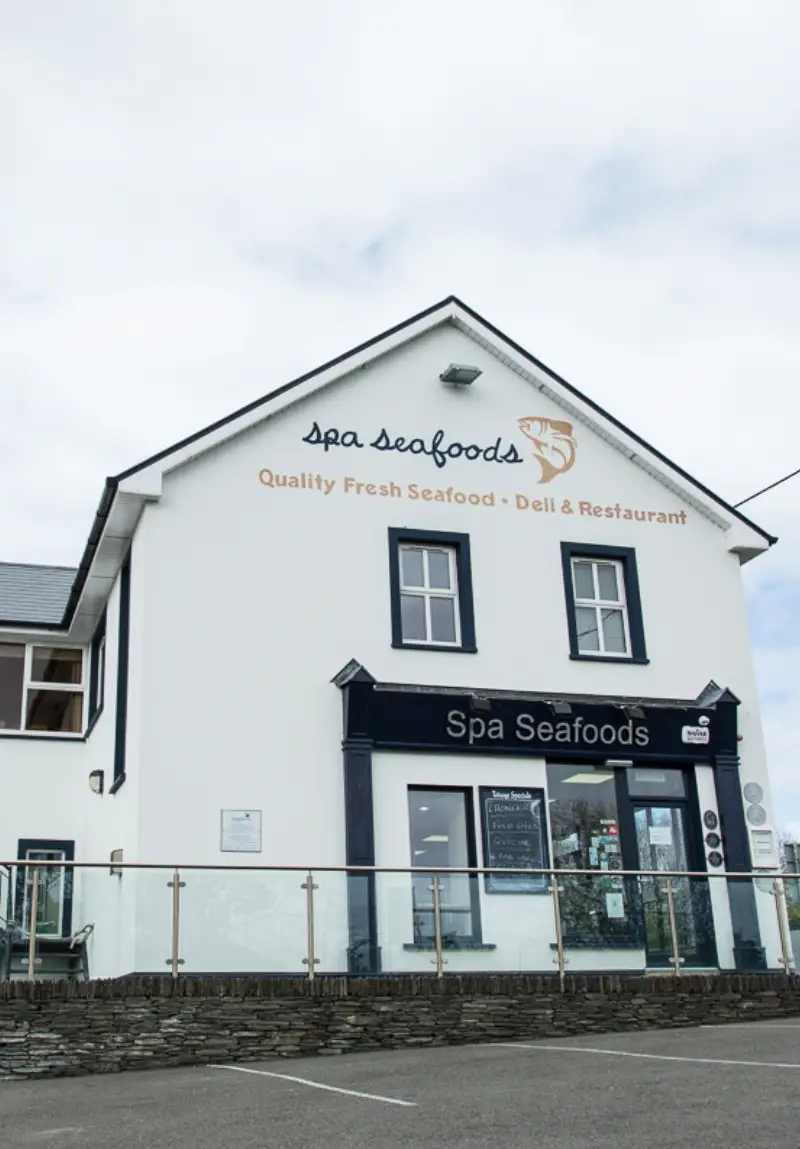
top-left (2, 973), bottom-right (800, 1080)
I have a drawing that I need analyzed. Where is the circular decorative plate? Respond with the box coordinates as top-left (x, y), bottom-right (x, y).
top-left (755, 877), bottom-right (775, 894)
top-left (743, 782), bottom-right (764, 804)
top-left (707, 851), bottom-right (723, 867)
top-left (703, 810), bottom-right (719, 830)
top-left (705, 832), bottom-right (721, 849)
top-left (746, 804), bottom-right (767, 826)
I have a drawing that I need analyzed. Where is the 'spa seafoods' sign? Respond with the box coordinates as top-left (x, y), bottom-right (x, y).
top-left (446, 709), bottom-right (651, 748)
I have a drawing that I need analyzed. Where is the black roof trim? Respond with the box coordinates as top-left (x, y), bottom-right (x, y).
top-left (112, 292), bottom-right (776, 546)
top-left (4, 294), bottom-right (774, 630)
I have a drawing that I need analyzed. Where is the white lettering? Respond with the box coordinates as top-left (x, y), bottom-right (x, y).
top-left (446, 710), bottom-right (466, 738)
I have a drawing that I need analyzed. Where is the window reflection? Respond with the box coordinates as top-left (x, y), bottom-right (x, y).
top-left (407, 788), bottom-right (479, 945)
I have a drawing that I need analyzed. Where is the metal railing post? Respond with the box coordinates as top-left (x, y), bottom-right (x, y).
top-left (664, 878), bottom-right (683, 976)
top-left (429, 874), bottom-right (445, 979)
top-left (166, 868), bottom-right (185, 978)
top-left (550, 877), bottom-right (567, 990)
top-left (26, 868), bottom-right (40, 982)
top-left (773, 877), bottom-right (793, 973)
top-left (301, 871), bottom-right (319, 981)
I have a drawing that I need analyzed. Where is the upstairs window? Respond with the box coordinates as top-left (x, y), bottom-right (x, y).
top-left (0, 644), bottom-right (85, 734)
top-left (388, 528), bottom-right (477, 652)
top-left (560, 542), bottom-right (648, 664)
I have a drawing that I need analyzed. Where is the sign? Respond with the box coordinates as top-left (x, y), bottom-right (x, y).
top-left (479, 787), bottom-right (549, 894)
top-left (648, 825), bottom-right (673, 846)
top-left (220, 810), bottom-right (262, 853)
top-left (682, 725), bottom-right (710, 745)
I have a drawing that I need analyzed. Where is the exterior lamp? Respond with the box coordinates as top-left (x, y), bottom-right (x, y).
top-left (88, 769), bottom-right (105, 795)
top-left (549, 700), bottom-right (573, 716)
top-left (623, 705), bottom-right (645, 719)
top-left (440, 364), bottom-right (482, 386)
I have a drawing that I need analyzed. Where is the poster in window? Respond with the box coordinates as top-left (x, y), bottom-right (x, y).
top-left (479, 787), bottom-right (549, 893)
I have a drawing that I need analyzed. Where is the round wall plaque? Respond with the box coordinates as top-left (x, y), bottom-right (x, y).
top-left (703, 810), bottom-right (719, 830)
top-left (705, 832), bottom-right (721, 849)
top-left (707, 851), bottom-right (723, 867)
top-left (755, 877), bottom-right (775, 894)
top-left (746, 804), bottom-right (767, 826)
top-left (743, 782), bottom-right (764, 804)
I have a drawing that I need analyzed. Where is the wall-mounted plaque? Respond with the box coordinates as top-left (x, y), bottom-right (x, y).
top-left (703, 810), bottom-right (718, 830)
top-left (220, 809), bottom-right (262, 853)
top-left (707, 851), bottom-right (723, 868)
top-left (743, 782), bottom-right (764, 804)
top-left (704, 832), bottom-right (721, 849)
top-left (479, 787), bottom-right (548, 893)
top-left (745, 804), bottom-right (767, 827)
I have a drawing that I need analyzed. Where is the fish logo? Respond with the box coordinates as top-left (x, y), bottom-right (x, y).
top-left (518, 416), bottom-right (577, 484)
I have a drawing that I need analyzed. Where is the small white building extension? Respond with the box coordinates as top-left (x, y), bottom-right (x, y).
top-left (0, 296), bottom-right (782, 980)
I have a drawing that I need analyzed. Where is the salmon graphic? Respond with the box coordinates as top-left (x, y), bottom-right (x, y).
top-left (518, 416), bottom-right (577, 484)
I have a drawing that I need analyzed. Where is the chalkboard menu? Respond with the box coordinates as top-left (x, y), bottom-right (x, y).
top-left (479, 787), bottom-right (549, 893)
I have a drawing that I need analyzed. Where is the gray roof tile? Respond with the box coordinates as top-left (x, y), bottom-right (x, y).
top-left (0, 563), bottom-right (77, 626)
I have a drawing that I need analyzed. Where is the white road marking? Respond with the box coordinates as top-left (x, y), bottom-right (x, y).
top-left (701, 1022), bottom-right (800, 1029)
top-left (494, 1043), bottom-right (800, 1069)
top-left (210, 1063), bottom-right (417, 1106)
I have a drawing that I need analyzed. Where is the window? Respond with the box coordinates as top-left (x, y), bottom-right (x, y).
top-left (560, 542), bottom-right (647, 664)
top-left (546, 763), bottom-right (638, 947)
top-left (408, 787), bottom-right (482, 945)
top-left (0, 644), bottom-right (86, 734)
top-left (388, 528), bottom-right (476, 652)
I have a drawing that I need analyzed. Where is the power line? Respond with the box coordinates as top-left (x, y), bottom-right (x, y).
top-left (733, 466), bottom-right (800, 509)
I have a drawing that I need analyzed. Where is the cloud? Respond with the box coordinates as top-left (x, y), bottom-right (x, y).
top-left (2, 0), bottom-right (799, 821)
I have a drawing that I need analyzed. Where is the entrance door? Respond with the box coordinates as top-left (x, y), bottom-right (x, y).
top-left (14, 840), bottom-right (74, 939)
top-left (633, 804), bottom-right (715, 968)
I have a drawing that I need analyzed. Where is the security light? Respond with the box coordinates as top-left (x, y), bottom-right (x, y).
top-left (548, 700), bottom-right (573, 716)
top-left (622, 705), bottom-right (645, 719)
top-left (88, 769), bottom-right (104, 795)
top-left (470, 694), bottom-right (492, 712)
top-left (440, 364), bottom-right (482, 385)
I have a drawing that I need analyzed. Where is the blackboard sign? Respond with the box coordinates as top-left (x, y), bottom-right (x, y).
top-left (479, 787), bottom-right (549, 894)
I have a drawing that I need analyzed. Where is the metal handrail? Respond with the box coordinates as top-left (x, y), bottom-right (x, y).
top-left (0, 860), bottom-right (794, 878)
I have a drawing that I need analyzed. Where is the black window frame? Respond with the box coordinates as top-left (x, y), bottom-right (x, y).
top-left (388, 527), bottom-right (477, 653)
top-left (406, 784), bottom-right (485, 947)
top-left (560, 541), bottom-right (648, 664)
top-left (87, 608), bottom-right (107, 728)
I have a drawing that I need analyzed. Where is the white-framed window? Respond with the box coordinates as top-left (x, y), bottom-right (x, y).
top-left (571, 557), bottom-right (631, 657)
top-left (0, 644), bottom-right (86, 734)
top-left (398, 544), bottom-right (461, 647)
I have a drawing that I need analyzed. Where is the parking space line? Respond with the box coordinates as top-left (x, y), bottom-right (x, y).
top-left (701, 1023), bottom-right (800, 1030)
top-left (210, 1064), bottom-right (418, 1106)
top-left (494, 1043), bottom-right (800, 1069)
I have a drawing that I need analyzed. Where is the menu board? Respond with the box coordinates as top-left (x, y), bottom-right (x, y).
top-left (479, 787), bottom-right (549, 893)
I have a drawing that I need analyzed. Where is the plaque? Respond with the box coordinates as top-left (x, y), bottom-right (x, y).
top-left (220, 809), bottom-right (263, 853)
top-left (705, 832), bottom-right (721, 849)
top-left (707, 850), bottom-right (723, 868)
top-left (703, 810), bottom-right (718, 830)
top-left (743, 782), bottom-right (764, 804)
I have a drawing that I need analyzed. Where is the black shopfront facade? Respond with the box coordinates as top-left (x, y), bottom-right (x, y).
top-left (336, 661), bottom-right (766, 974)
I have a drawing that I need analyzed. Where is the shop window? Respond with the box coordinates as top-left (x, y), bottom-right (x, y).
top-left (547, 763), bottom-right (640, 947)
top-left (0, 644), bottom-right (85, 735)
top-left (560, 542), bottom-right (648, 663)
top-left (626, 767), bottom-right (686, 800)
top-left (388, 528), bottom-right (476, 652)
top-left (407, 787), bottom-right (482, 945)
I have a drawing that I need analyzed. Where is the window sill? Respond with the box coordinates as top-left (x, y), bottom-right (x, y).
top-left (550, 939), bottom-right (642, 951)
top-left (0, 730), bottom-right (83, 741)
top-left (392, 642), bottom-right (478, 654)
top-left (404, 941), bottom-right (497, 952)
top-left (569, 654), bottom-right (650, 666)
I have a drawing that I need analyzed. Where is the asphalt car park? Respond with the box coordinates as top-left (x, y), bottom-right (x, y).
top-left (6, 1019), bottom-right (800, 1148)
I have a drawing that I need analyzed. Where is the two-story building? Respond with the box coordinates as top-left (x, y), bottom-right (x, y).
top-left (0, 296), bottom-right (782, 979)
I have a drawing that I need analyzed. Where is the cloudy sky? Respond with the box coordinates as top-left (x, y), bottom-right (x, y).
top-left (2, 3), bottom-right (798, 826)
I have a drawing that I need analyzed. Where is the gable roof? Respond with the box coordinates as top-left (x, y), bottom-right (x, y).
top-left (0, 562), bottom-right (77, 628)
top-left (0, 295), bottom-right (777, 633)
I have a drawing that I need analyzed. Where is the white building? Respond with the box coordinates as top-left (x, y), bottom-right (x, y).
top-left (0, 297), bottom-right (783, 980)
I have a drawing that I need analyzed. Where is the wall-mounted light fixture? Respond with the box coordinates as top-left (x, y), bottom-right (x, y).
top-left (470, 694), bottom-right (492, 713)
top-left (622, 705), bottom-right (645, 720)
top-left (548, 700), bottom-right (573, 716)
top-left (440, 364), bottom-right (482, 386)
top-left (109, 848), bottom-right (123, 877)
top-left (88, 769), bottom-right (105, 795)
top-left (604, 759), bottom-right (634, 768)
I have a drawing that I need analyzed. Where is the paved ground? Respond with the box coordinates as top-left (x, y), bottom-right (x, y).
top-left (5, 1020), bottom-right (800, 1148)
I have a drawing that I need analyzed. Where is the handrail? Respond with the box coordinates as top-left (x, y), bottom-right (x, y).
top-left (0, 859), bottom-right (794, 879)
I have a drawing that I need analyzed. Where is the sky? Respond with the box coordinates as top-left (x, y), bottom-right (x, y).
top-left (1, 2), bottom-right (798, 828)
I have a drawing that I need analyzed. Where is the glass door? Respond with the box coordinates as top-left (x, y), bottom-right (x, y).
top-left (633, 804), bottom-right (715, 968)
top-left (21, 850), bottom-right (68, 937)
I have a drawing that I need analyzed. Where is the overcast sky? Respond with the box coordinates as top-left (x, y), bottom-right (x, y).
top-left (2, 2), bottom-right (798, 829)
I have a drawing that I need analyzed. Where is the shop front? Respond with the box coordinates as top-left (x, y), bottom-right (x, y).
top-left (337, 661), bottom-right (765, 974)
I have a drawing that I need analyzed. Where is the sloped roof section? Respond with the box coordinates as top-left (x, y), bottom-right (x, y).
top-left (0, 562), bottom-right (77, 627)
